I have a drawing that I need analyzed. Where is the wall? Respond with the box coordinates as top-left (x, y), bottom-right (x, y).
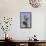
top-left (0, 0), bottom-right (46, 40)
top-left (44, 15), bottom-right (46, 40)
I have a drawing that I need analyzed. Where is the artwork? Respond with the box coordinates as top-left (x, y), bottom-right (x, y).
top-left (0, 17), bottom-right (12, 39)
top-left (1, 17), bottom-right (12, 32)
top-left (29, 0), bottom-right (43, 8)
top-left (20, 12), bottom-right (32, 28)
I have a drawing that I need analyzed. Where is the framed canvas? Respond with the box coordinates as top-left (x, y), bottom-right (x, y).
top-left (20, 12), bottom-right (32, 28)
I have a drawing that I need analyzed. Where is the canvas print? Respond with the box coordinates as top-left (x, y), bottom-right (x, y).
top-left (20, 12), bottom-right (32, 28)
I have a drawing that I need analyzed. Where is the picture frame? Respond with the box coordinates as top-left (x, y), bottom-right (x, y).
top-left (20, 12), bottom-right (32, 28)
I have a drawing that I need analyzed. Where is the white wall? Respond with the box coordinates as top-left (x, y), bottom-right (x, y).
top-left (44, 15), bottom-right (46, 40)
top-left (0, 0), bottom-right (46, 40)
